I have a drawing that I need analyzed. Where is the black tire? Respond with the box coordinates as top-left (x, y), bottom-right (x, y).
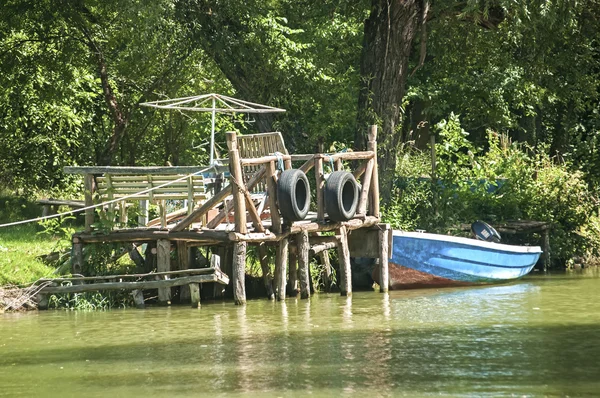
top-left (325, 171), bottom-right (359, 221)
top-left (277, 169), bottom-right (311, 222)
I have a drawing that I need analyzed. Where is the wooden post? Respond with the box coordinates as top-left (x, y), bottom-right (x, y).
top-left (297, 230), bottom-right (311, 299)
top-left (337, 226), bottom-right (352, 296)
top-left (84, 174), bottom-right (95, 232)
top-left (276, 238), bottom-right (289, 301)
top-left (72, 238), bottom-right (83, 275)
top-left (543, 228), bottom-right (550, 272)
top-left (367, 125), bottom-right (380, 218)
top-left (318, 250), bottom-right (333, 292)
top-left (288, 244), bottom-right (298, 296)
top-left (177, 241), bottom-right (191, 302)
top-left (315, 157), bottom-right (325, 222)
top-left (138, 200), bottom-right (148, 227)
top-left (131, 289), bottom-right (145, 309)
top-left (266, 160), bottom-right (282, 234)
top-left (258, 243), bottom-right (274, 299)
top-left (430, 134), bottom-right (438, 218)
top-left (189, 283), bottom-right (200, 308)
top-left (157, 239), bottom-right (171, 305)
top-left (379, 225), bottom-right (390, 293)
top-left (357, 158), bottom-right (375, 215)
top-left (227, 132), bottom-right (247, 234)
top-left (233, 241), bottom-right (247, 305)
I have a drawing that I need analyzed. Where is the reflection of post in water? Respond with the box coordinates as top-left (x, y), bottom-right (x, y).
top-left (235, 305), bottom-right (253, 393)
top-left (382, 292), bottom-right (391, 322)
top-left (340, 296), bottom-right (357, 393)
top-left (210, 313), bottom-right (226, 391)
top-left (362, 297), bottom-right (393, 394)
top-left (342, 296), bottom-right (353, 326)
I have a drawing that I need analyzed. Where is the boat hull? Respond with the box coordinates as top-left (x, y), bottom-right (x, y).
top-left (385, 231), bottom-right (542, 289)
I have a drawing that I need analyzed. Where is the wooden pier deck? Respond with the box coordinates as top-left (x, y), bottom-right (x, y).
top-left (51, 126), bottom-right (390, 308)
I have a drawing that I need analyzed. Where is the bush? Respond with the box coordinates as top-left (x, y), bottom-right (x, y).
top-left (383, 114), bottom-right (600, 267)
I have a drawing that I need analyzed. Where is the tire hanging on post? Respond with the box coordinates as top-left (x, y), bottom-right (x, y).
top-left (277, 169), bottom-right (311, 222)
top-left (325, 171), bottom-right (359, 221)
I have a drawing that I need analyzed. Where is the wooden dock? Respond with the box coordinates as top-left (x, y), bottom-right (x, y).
top-left (48, 126), bottom-right (390, 308)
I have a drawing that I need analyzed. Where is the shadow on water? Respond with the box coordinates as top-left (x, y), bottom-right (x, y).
top-left (1, 272), bottom-right (599, 397)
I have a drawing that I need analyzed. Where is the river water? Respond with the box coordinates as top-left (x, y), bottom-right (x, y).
top-left (1, 269), bottom-right (599, 397)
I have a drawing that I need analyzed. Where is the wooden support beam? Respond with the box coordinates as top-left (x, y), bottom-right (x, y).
top-left (157, 239), bottom-right (171, 305)
top-left (177, 241), bottom-right (191, 302)
top-left (379, 225), bottom-right (390, 293)
top-left (337, 226), bottom-right (352, 296)
top-left (233, 241), bottom-right (247, 305)
top-left (310, 241), bottom-right (338, 256)
top-left (84, 174), bottom-right (95, 232)
top-left (298, 156), bottom-right (315, 174)
top-left (72, 239), bottom-right (83, 275)
top-left (189, 283), bottom-right (200, 308)
top-left (131, 289), bottom-right (145, 309)
top-left (318, 250), bottom-right (332, 292)
top-left (357, 158), bottom-right (375, 215)
top-left (367, 125), bottom-right (380, 217)
top-left (315, 157), bottom-right (325, 222)
top-left (297, 230), bottom-right (311, 299)
top-left (227, 132), bottom-right (247, 234)
top-left (275, 238), bottom-right (289, 301)
top-left (288, 244), bottom-right (298, 297)
top-left (258, 243), bottom-right (274, 299)
top-left (266, 160), bottom-right (282, 234)
top-left (172, 185), bottom-right (232, 231)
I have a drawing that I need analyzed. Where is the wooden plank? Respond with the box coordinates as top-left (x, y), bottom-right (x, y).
top-left (157, 239), bottom-right (171, 305)
top-left (65, 166), bottom-right (214, 175)
top-left (315, 151), bottom-right (375, 161)
top-left (40, 274), bottom-right (225, 294)
top-left (297, 230), bottom-right (311, 299)
top-left (337, 226), bottom-right (352, 296)
top-left (38, 267), bottom-right (224, 283)
top-left (233, 241), bottom-right (247, 305)
top-left (241, 154), bottom-right (292, 166)
top-left (315, 157), bottom-right (325, 222)
top-left (275, 238), bottom-right (289, 301)
top-left (367, 125), bottom-right (380, 218)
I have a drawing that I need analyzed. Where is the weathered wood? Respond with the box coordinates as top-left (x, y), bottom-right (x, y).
top-left (288, 244), bottom-right (298, 297)
top-left (157, 239), bottom-right (171, 305)
top-left (290, 215), bottom-right (380, 234)
top-left (233, 241), bottom-right (247, 305)
top-left (228, 231), bottom-right (278, 242)
top-left (40, 274), bottom-right (225, 294)
top-left (315, 157), bottom-right (325, 222)
top-left (337, 226), bottom-right (352, 296)
top-left (240, 154), bottom-right (292, 166)
top-left (258, 243), bottom-right (274, 299)
top-left (543, 229), bottom-right (550, 271)
top-left (84, 174), bottom-right (95, 232)
top-left (177, 241), bottom-right (191, 302)
top-left (139, 200), bottom-right (149, 227)
top-left (75, 228), bottom-right (227, 243)
top-left (65, 166), bottom-right (218, 175)
top-left (316, 151), bottom-right (375, 161)
top-left (298, 156), bottom-right (315, 173)
top-left (289, 154), bottom-right (315, 162)
top-left (379, 226), bottom-right (390, 293)
top-left (72, 241), bottom-right (83, 275)
top-left (346, 228), bottom-right (381, 258)
top-left (189, 283), bottom-right (200, 308)
top-left (275, 238), bottom-right (289, 301)
top-left (335, 158), bottom-right (343, 171)
top-left (352, 161), bottom-right (368, 180)
top-left (242, 185), bottom-right (265, 233)
top-left (266, 160), bottom-right (282, 234)
top-left (367, 125), bottom-right (380, 218)
top-left (318, 250), bottom-right (332, 292)
top-left (131, 289), bottom-right (145, 309)
top-left (310, 241), bottom-right (338, 255)
top-left (297, 230), bottom-right (311, 299)
top-left (38, 267), bottom-right (224, 283)
top-left (38, 199), bottom-right (85, 208)
top-left (172, 185), bottom-right (232, 231)
top-left (357, 158), bottom-right (375, 215)
top-left (128, 244), bottom-right (145, 269)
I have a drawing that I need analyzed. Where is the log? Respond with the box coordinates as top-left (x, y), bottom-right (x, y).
top-left (233, 241), bottom-right (247, 305)
top-left (316, 151), bottom-right (375, 161)
top-left (228, 132), bottom-right (247, 234)
top-left (297, 230), bottom-right (311, 299)
top-left (240, 154), bottom-right (292, 166)
top-left (131, 289), bottom-right (145, 309)
top-left (318, 250), bottom-right (332, 292)
top-left (357, 158), bottom-right (375, 215)
top-left (288, 244), bottom-right (298, 297)
top-left (275, 238), bottom-right (289, 301)
top-left (72, 241), bottom-right (83, 275)
top-left (258, 243), bottom-right (274, 299)
top-left (298, 156), bottom-right (315, 173)
top-left (128, 244), bottom-right (145, 270)
top-left (65, 166), bottom-right (218, 175)
top-left (177, 241), bottom-right (191, 302)
top-left (367, 125), bottom-right (380, 218)
top-left (310, 241), bottom-right (337, 256)
top-left (189, 283), bottom-right (200, 309)
top-left (266, 161), bottom-right (282, 234)
top-left (172, 185), bottom-right (232, 231)
top-left (379, 226), bottom-right (390, 293)
top-left (157, 239), bottom-right (171, 305)
top-left (38, 267), bottom-right (225, 283)
top-left (337, 226), bottom-right (352, 296)
top-left (84, 174), bottom-right (95, 232)
top-left (40, 274), bottom-right (223, 294)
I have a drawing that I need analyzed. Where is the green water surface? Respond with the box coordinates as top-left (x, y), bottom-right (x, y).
top-left (1, 269), bottom-right (599, 397)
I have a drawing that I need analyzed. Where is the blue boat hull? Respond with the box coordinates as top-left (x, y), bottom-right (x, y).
top-left (388, 231), bottom-right (542, 288)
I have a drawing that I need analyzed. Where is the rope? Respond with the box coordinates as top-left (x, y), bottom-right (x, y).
top-left (274, 151), bottom-right (285, 171)
top-left (325, 154), bottom-right (335, 173)
top-left (0, 165), bottom-right (216, 229)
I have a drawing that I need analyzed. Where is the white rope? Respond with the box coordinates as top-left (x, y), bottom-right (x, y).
top-left (0, 165), bottom-right (216, 229)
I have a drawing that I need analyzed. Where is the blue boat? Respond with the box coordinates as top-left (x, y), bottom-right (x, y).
top-left (386, 230), bottom-right (542, 289)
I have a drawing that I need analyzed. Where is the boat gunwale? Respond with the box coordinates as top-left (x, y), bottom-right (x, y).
top-left (392, 231), bottom-right (543, 254)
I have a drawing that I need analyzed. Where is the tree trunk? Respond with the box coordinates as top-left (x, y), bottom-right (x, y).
top-left (356, 0), bottom-right (423, 202)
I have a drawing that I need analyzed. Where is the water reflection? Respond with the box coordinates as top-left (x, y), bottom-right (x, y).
top-left (1, 271), bottom-right (600, 397)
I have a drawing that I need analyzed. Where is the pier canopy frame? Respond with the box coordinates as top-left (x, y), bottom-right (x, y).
top-left (140, 93), bottom-right (286, 166)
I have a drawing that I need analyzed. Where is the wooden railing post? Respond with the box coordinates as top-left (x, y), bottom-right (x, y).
top-left (367, 125), bottom-right (380, 218)
top-left (227, 131), bottom-right (247, 234)
top-left (315, 156), bottom-right (325, 222)
top-left (84, 173), bottom-right (95, 232)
